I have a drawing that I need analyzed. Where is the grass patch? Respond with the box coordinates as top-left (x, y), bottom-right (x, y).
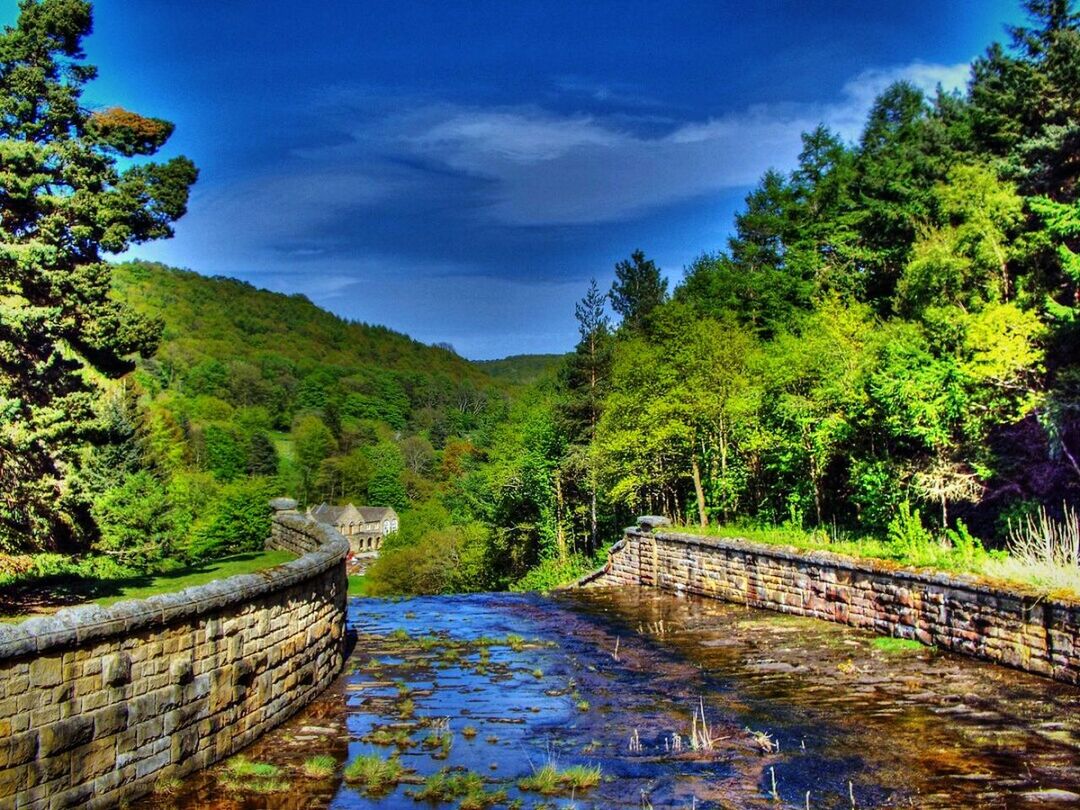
top-left (343, 753), bottom-right (406, 795)
top-left (348, 574), bottom-right (370, 596)
top-left (363, 726), bottom-right (415, 748)
top-left (412, 768), bottom-right (508, 809)
top-left (422, 730), bottom-right (454, 759)
top-left (218, 757), bottom-right (290, 794)
top-left (94, 551), bottom-right (296, 606)
top-left (518, 763), bottom-right (601, 796)
top-left (302, 755), bottom-right (337, 778)
top-left (225, 758), bottom-right (281, 779)
top-left (872, 636), bottom-right (926, 654)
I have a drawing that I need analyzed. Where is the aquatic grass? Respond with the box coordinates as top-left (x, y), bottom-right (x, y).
top-left (518, 762), bottom-right (601, 796)
top-left (417, 634), bottom-right (441, 650)
top-left (218, 757), bottom-right (289, 794)
top-left (462, 724), bottom-right (478, 738)
top-left (362, 726), bottom-right (416, 748)
top-left (412, 767), bottom-right (505, 808)
top-left (301, 755), bottom-right (337, 779)
top-left (746, 727), bottom-right (778, 754)
top-left (224, 757), bottom-right (280, 779)
top-left (343, 752), bottom-right (406, 795)
top-left (423, 729), bottom-right (454, 750)
top-left (689, 698), bottom-right (715, 751)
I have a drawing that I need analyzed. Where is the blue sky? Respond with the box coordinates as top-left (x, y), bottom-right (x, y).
top-left (7, 1), bottom-right (1027, 358)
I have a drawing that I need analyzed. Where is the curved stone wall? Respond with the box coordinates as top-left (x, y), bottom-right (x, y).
top-left (0, 505), bottom-right (348, 810)
top-left (586, 524), bottom-right (1080, 685)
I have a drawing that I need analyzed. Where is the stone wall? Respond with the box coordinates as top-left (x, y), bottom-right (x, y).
top-left (0, 504), bottom-right (348, 809)
top-left (587, 524), bottom-right (1080, 685)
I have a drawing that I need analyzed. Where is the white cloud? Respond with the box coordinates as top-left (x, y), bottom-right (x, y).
top-left (395, 60), bottom-right (970, 225)
top-left (141, 59), bottom-right (973, 274)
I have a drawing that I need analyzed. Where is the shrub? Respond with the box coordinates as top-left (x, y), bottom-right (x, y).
top-left (184, 477), bottom-right (277, 560)
top-left (510, 553), bottom-right (603, 592)
top-left (92, 472), bottom-right (175, 569)
top-left (886, 501), bottom-right (937, 563)
top-left (366, 523), bottom-right (496, 595)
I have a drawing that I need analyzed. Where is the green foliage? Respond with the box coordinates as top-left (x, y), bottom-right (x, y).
top-left (510, 552), bottom-right (604, 592)
top-left (886, 502), bottom-right (937, 561)
top-left (92, 471), bottom-right (174, 568)
top-left (609, 250), bottom-right (668, 332)
top-left (184, 478), bottom-right (276, 561)
top-left (365, 522), bottom-right (497, 595)
top-left (203, 424), bottom-right (247, 482)
top-left (0, 0), bottom-right (196, 551)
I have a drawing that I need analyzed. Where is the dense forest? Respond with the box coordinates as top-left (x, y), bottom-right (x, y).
top-left (2, 0), bottom-right (1079, 598)
top-left (441, 0), bottom-right (1080, 591)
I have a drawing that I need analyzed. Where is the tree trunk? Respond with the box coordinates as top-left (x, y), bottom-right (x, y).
top-left (691, 455), bottom-right (707, 528)
top-left (590, 489), bottom-right (597, 555)
top-left (555, 474), bottom-right (568, 563)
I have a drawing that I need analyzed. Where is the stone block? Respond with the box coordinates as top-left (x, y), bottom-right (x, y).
top-left (70, 738), bottom-right (115, 783)
top-left (0, 765), bottom-right (30, 802)
top-left (0, 730), bottom-right (39, 768)
top-left (29, 656), bottom-right (64, 688)
top-left (38, 716), bottom-right (94, 757)
top-left (32, 750), bottom-right (71, 785)
top-left (92, 703), bottom-right (128, 737)
top-left (101, 652), bottom-right (131, 687)
top-left (48, 781), bottom-right (93, 810)
top-left (170, 657), bottom-right (194, 685)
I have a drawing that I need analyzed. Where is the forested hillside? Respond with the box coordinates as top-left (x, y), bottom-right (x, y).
top-left (91, 261), bottom-right (513, 570)
top-left (476, 354), bottom-right (567, 385)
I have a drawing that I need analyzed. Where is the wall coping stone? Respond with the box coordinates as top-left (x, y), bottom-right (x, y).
top-left (0, 515), bottom-right (348, 660)
top-left (629, 527), bottom-right (1080, 610)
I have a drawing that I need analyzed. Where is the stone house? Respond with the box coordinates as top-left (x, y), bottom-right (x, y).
top-left (307, 503), bottom-right (399, 555)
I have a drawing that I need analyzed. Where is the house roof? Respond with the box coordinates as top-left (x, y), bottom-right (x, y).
top-left (309, 503), bottom-right (346, 524)
top-left (359, 506), bottom-right (396, 522)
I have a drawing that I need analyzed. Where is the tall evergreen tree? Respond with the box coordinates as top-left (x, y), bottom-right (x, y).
top-left (609, 250), bottom-right (668, 333)
top-left (561, 279), bottom-right (614, 550)
top-left (0, 0), bottom-right (198, 550)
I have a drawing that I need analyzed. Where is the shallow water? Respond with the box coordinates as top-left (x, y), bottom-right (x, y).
top-left (148, 587), bottom-right (1080, 809)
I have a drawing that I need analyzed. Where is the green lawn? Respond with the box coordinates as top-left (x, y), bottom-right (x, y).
top-left (1, 550), bottom-right (296, 621)
top-left (92, 550), bottom-right (296, 606)
top-left (348, 574), bottom-right (370, 596)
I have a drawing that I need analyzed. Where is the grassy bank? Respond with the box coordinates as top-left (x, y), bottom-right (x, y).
top-left (0, 549), bottom-right (296, 621)
top-left (668, 520), bottom-right (1080, 601)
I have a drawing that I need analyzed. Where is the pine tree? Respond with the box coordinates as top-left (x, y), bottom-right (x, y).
top-left (609, 250), bottom-right (668, 332)
top-left (561, 279), bottom-right (613, 551)
top-left (0, 0), bottom-right (198, 550)
top-left (247, 432), bottom-right (280, 477)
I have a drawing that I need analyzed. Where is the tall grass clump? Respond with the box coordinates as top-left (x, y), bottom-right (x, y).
top-left (343, 753), bottom-right (406, 795)
top-left (994, 503), bottom-right (1080, 595)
